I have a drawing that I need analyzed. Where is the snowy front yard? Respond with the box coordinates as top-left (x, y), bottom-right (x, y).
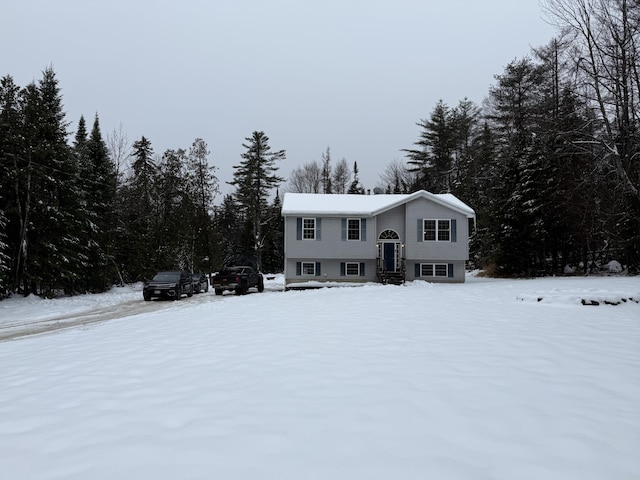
top-left (1, 274), bottom-right (639, 479)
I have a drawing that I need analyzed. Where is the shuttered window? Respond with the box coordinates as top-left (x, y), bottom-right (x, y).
top-left (419, 219), bottom-right (457, 242)
top-left (302, 218), bottom-right (316, 239)
top-left (417, 263), bottom-right (453, 278)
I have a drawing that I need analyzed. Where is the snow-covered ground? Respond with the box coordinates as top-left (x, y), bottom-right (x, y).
top-left (1, 273), bottom-right (639, 480)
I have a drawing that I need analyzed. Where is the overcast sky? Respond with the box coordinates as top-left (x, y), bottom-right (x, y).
top-left (3, 0), bottom-right (557, 196)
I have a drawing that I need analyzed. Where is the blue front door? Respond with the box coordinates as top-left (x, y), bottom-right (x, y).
top-left (383, 242), bottom-right (395, 271)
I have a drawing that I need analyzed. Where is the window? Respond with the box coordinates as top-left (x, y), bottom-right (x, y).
top-left (423, 219), bottom-right (450, 241)
top-left (345, 262), bottom-right (360, 276)
top-left (302, 218), bottom-right (316, 239)
top-left (437, 220), bottom-right (450, 241)
top-left (302, 262), bottom-right (316, 275)
top-left (420, 263), bottom-right (448, 277)
top-left (347, 218), bottom-right (361, 240)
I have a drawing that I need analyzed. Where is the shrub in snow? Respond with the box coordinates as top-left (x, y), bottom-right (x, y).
top-left (606, 260), bottom-right (622, 273)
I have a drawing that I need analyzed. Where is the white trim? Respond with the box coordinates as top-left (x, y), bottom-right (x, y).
top-left (302, 217), bottom-right (316, 240)
top-left (423, 218), bottom-right (451, 242)
top-left (420, 263), bottom-right (448, 277)
top-left (301, 262), bottom-right (316, 276)
top-left (346, 218), bottom-right (361, 241)
top-left (345, 262), bottom-right (360, 276)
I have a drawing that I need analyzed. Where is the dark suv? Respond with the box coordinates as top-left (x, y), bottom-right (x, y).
top-left (192, 273), bottom-right (209, 293)
top-left (143, 270), bottom-right (194, 301)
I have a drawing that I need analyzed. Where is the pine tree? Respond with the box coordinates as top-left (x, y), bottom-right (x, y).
top-left (212, 194), bottom-right (248, 268)
top-left (118, 135), bottom-right (157, 280)
top-left (321, 147), bottom-right (333, 193)
top-left (260, 190), bottom-right (284, 273)
top-left (0, 75), bottom-right (22, 296)
top-left (186, 138), bottom-right (218, 274)
top-left (157, 147), bottom-right (191, 269)
top-left (483, 57), bottom-right (563, 275)
top-left (229, 131), bottom-right (285, 271)
top-left (348, 161), bottom-right (365, 194)
top-left (84, 114), bottom-right (118, 291)
top-left (403, 100), bottom-right (456, 193)
top-left (19, 68), bottom-right (81, 295)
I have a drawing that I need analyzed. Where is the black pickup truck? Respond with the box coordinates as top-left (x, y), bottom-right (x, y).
top-left (212, 266), bottom-right (264, 295)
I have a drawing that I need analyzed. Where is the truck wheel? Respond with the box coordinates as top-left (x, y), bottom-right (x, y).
top-left (215, 288), bottom-right (223, 295)
top-left (235, 286), bottom-right (246, 295)
top-left (174, 289), bottom-right (181, 301)
top-left (143, 292), bottom-right (151, 301)
top-left (257, 281), bottom-right (264, 292)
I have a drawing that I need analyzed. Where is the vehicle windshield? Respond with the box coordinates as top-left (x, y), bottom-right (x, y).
top-left (192, 274), bottom-right (201, 281)
top-left (221, 268), bottom-right (239, 275)
top-left (152, 272), bottom-right (180, 282)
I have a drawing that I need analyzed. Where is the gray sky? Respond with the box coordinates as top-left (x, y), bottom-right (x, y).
top-left (3, 0), bottom-right (556, 196)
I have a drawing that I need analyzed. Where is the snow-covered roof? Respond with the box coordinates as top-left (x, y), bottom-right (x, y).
top-left (281, 190), bottom-right (475, 218)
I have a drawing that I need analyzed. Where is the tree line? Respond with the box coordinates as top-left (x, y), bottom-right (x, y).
top-left (1, 0), bottom-right (638, 298)
top-left (0, 68), bottom-right (286, 298)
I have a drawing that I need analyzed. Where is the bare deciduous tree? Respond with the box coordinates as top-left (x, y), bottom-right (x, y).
top-left (288, 161), bottom-right (323, 193)
top-left (331, 158), bottom-right (352, 194)
top-left (542, 0), bottom-right (640, 201)
top-left (377, 159), bottom-right (418, 193)
top-left (106, 123), bottom-right (131, 186)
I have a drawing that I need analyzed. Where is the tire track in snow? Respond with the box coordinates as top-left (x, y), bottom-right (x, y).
top-left (0, 294), bottom-right (222, 342)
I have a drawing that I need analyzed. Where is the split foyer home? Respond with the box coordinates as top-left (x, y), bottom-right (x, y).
top-left (281, 190), bottom-right (476, 288)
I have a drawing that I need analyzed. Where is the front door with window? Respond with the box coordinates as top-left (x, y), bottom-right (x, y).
top-left (378, 229), bottom-right (401, 272)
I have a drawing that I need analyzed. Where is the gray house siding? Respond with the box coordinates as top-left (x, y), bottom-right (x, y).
top-left (375, 205), bottom-right (405, 239)
top-left (285, 216), bottom-right (376, 259)
top-left (285, 258), bottom-right (377, 284)
top-left (284, 216), bottom-right (378, 285)
top-left (404, 198), bottom-right (469, 262)
top-left (407, 259), bottom-right (466, 283)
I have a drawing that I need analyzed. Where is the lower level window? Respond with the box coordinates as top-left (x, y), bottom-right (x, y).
top-left (345, 262), bottom-right (360, 276)
top-left (302, 262), bottom-right (316, 275)
top-left (421, 263), bottom-right (448, 277)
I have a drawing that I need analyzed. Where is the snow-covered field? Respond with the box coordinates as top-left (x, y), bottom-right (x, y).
top-left (1, 274), bottom-right (639, 480)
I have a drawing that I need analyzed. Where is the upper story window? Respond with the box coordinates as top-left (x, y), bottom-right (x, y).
top-left (423, 219), bottom-right (450, 242)
top-left (347, 218), bottom-right (361, 240)
top-left (302, 218), bottom-right (316, 239)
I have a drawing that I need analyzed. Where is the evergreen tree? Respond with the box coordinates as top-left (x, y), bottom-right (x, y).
top-left (229, 131), bottom-right (285, 271)
top-left (84, 114), bottom-right (118, 291)
top-left (484, 57), bottom-right (546, 275)
top-left (186, 138), bottom-right (218, 274)
top-left (212, 194), bottom-right (249, 268)
top-left (348, 161), bottom-right (365, 194)
top-left (0, 207), bottom-right (9, 298)
top-left (260, 190), bottom-right (284, 273)
top-left (0, 75), bottom-right (22, 296)
top-left (18, 68), bottom-right (81, 295)
top-left (321, 147), bottom-right (333, 193)
top-left (118, 135), bottom-right (157, 280)
top-left (156, 147), bottom-right (192, 269)
top-left (403, 100), bottom-right (456, 193)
